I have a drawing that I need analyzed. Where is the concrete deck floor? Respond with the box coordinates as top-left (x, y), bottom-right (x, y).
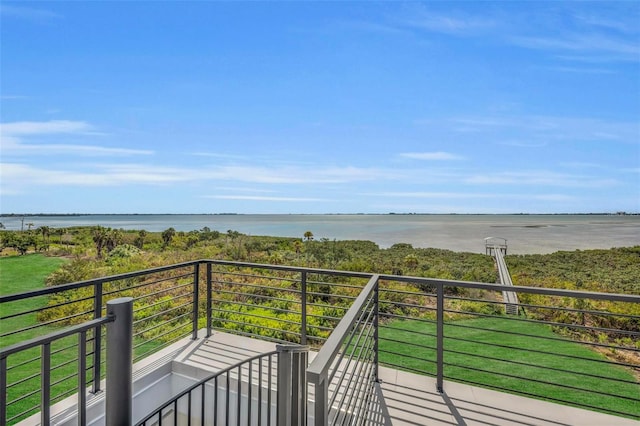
top-left (174, 331), bottom-right (639, 426)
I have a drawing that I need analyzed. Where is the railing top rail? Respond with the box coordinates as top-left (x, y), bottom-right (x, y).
top-left (0, 316), bottom-right (112, 357)
top-left (376, 274), bottom-right (640, 303)
top-left (2, 259), bottom-right (637, 306)
top-left (207, 260), bottom-right (640, 302)
top-left (307, 274), bottom-right (379, 383)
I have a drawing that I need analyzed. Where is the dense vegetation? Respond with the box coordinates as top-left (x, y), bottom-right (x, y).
top-left (2, 225), bottom-right (637, 353)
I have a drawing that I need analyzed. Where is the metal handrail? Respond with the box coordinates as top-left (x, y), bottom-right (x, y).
top-left (0, 317), bottom-right (112, 358)
top-left (307, 275), bottom-right (379, 382)
top-left (0, 298), bottom-right (133, 425)
top-left (136, 344), bottom-right (308, 426)
top-left (135, 350), bottom-right (278, 425)
top-left (307, 274), bottom-right (379, 426)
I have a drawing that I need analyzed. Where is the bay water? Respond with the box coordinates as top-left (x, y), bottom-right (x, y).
top-left (1, 214), bottom-right (638, 255)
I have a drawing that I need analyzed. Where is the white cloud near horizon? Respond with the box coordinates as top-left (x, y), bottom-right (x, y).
top-left (204, 195), bottom-right (330, 202)
top-left (419, 115), bottom-right (639, 144)
top-left (464, 171), bottom-right (618, 188)
top-left (0, 162), bottom-right (395, 189)
top-left (370, 191), bottom-right (575, 201)
top-left (399, 152), bottom-right (464, 161)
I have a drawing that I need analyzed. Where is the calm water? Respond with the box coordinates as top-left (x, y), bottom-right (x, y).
top-left (1, 214), bottom-right (638, 254)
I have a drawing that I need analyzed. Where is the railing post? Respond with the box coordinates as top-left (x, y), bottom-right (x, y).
top-left (41, 343), bottom-right (51, 425)
top-left (0, 356), bottom-right (6, 426)
top-left (192, 263), bottom-right (200, 340)
top-left (313, 375), bottom-right (328, 426)
top-left (78, 331), bottom-right (87, 426)
top-left (277, 344), bottom-right (308, 426)
top-left (301, 271), bottom-right (307, 345)
top-left (436, 282), bottom-right (444, 393)
top-left (206, 262), bottom-right (212, 338)
top-left (373, 277), bottom-right (379, 383)
top-left (92, 280), bottom-right (103, 393)
top-left (106, 297), bottom-right (133, 426)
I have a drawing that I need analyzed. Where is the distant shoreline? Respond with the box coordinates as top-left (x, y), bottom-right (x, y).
top-left (2, 212), bottom-right (637, 217)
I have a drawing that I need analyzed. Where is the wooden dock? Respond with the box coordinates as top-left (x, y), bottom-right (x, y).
top-left (485, 237), bottom-right (519, 315)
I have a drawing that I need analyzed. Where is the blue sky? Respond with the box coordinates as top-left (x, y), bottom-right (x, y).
top-left (1, 1), bottom-right (639, 214)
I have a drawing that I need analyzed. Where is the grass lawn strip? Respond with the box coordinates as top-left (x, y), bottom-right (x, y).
top-left (1, 255), bottom-right (69, 423)
top-left (378, 316), bottom-right (639, 418)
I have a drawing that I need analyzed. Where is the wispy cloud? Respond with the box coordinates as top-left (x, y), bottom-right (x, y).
top-left (543, 66), bottom-right (616, 74)
top-left (1, 162), bottom-right (393, 189)
top-left (370, 191), bottom-right (575, 202)
top-left (465, 171), bottom-right (618, 188)
top-left (0, 4), bottom-right (61, 21)
top-left (399, 5), bottom-right (496, 36)
top-left (511, 33), bottom-right (640, 62)
top-left (214, 187), bottom-right (276, 194)
top-left (371, 191), bottom-right (495, 199)
top-left (208, 165), bottom-right (389, 184)
top-left (441, 115), bottom-right (639, 144)
top-left (1, 163), bottom-right (186, 187)
top-left (399, 152), bottom-right (464, 161)
top-left (574, 13), bottom-right (640, 35)
top-left (5, 143), bottom-right (153, 157)
top-left (191, 152), bottom-right (247, 160)
top-left (1, 120), bottom-right (153, 156)
top-left (1, 120), bottom-right (93, 135)
top-left (204, 195), bottom-right (329, 202)
top-left (1, 95), bottom-right (29, 100)
top-left (559, 161), bottom-right (605, 170)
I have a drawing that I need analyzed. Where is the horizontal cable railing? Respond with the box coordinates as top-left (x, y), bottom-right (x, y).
top-left (206, 262), bottom-right (372, 347)
top-left (375, 276), bottom-right (640, 419)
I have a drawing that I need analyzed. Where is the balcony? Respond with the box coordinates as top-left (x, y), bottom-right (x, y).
top-left (1, 260), bottom-right (638, 425)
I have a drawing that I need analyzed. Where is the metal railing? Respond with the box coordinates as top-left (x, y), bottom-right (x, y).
top-left (0, 298), bottom-right (133, 426)
top-left (307, 275), bottom-right (379, 426)
top-left (136, 344), bottom-right (308, 426)
top-left (0, 262), bottom-right (200, 423)
top-left (1, 260), bottom-right (639, 424)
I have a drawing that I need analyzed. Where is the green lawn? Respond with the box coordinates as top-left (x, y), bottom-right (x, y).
top-left (1, 254), bottom-right (70, 424)
top-left (379, 316), bottom-right (640, 419)
top-left (0, 253), bottom-right (68, 342)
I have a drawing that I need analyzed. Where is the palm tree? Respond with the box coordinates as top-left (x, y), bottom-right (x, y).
top-left (162, 227), bottom-right (176, 248)
top-left (303, 231), bottom-right (314, 242)
top-left (92, 227), bottom-right (108, 259)
top-left (105, 229), bottom-right (122, 253)
top-left (134, 230), bottom-right (147, 249)
top-left (39, 226), bottom-right (50, 244)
